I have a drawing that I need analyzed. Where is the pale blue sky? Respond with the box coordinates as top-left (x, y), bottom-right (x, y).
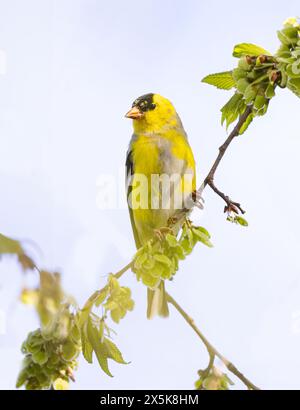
top-left (0, 0), bottom-right (300, 390)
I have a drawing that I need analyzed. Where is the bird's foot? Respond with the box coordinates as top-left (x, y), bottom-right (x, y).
top-left (153, 227), bottom-right (174, 241)
top-left (192, 190), bottom-right (205, 209)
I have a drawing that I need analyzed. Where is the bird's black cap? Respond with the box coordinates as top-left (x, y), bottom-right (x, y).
top-left (132, 93), bottom-right (156, 112)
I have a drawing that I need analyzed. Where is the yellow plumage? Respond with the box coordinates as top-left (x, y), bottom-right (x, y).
top-left (125, 94), bottom-right (196, 318)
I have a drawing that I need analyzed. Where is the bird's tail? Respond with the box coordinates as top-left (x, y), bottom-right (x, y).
top-left (147, 281), bottom-right (169, 319)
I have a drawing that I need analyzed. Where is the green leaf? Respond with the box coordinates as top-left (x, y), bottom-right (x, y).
top-left (61, 340), bottom-right (79, 361)
top-left (233, 43), bottom-right (271, 58)
top-left (173, 243), bottom-right (185, 260)
top-left (16, 370), bottom-right (28, 388)
top-left (134, 252), bottom-right (148, 269)
top-left (165, 234), bottom-right (178, 247)
top-left (186, 225), bottom-right (195, 245)
top-left (84, 316), bottom-right (128, 376)
top-left (286, 62), bottom-right (300, 79)
top-left (192, 228), bottom-right (213, 248)
top-left (0, 233), bottom-right (35, 270)
top-left (108, 275), bottom-right (121, 291)
top-left (0, 233), bottom-right (23, 254)
top-left (287, 77), bottom-right (300, 97)
top-left (80, 324), bottom-right (93, 363)
top-left (244, 84), bottom-right (258, 104)
top-left (277, 30), bottom-right (291, 46)
top-left (276, 43), bottom-right (291, 58)
top-left (180, 238), bottom-right (192, 254)
top-left (265, 83), bottom-right (276, 99)
top-left (235, 216), bottom-right (249, 227)
top-left (87, 317), bottom-right (113, 377)
top-left (221, 93), bottom-right (244, 129)
top-left (110, 308), bottom-right (122, 324)
top-left (239, 113), bottom-right (254, 135)
top-left (104, 338), bottom-right (128, 365)
top-left (227, 215), bottom-right (249, 227)
top-left (196, 226), bottom-right (211, 239)
top-left (141, 274), bottom-right (160, 288)
top-left (31, 350), bottom-right (48, 366)
top-left (153, 254), bottom-right (172, 266)
top-left (202, 71), bottom-right (235, 90)
top-left (277, 27), bottom-right (299, 46)
top-left (104, 300), bottom-right (118, 311)
top-left (103, 281), bottom-right (134, 323)
top-left (232, 68), bottom-right (248, 82)
top-left (53, 378), bottom-right (69, 390)
top-left (142, 257), bottom-right (155, 270)
top-left (254, 95), bottom-right (266, 110)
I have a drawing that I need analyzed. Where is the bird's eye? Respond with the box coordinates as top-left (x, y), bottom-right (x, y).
top-left (131, 95), bottom-right (156, 112)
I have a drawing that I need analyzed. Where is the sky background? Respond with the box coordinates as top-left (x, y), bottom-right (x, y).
top-left (0, 0), bottom-right (300, 390)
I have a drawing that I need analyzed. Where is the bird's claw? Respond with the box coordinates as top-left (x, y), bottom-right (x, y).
top-left (192, 190), bottom-right (205, 210)
top-left (153, 227), bottom-right (173, 241)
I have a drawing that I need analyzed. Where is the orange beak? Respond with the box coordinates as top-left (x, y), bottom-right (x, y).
top-left (125, 106), bottom-right (144, 120)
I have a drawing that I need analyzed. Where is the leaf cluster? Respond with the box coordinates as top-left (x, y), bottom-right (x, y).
top-left (79, 275), bottom-right (134, 377)
top-left (202, 19), bottom-right (300, 133)
top-left (276, 21), bottom-right (300, 97)
top-left (18, 271), bottom-right (80, 389)
top-left (195, 366), bottom-right (234, 390)
top-left (226, 214), bottom-right (248, 227)
top-left (16, 308), bottom-right (80, 390)
top-left (132, 224), bottom-right (212, 288)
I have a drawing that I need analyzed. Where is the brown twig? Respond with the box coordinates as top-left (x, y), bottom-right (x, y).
top-left (206, 181), bottom-right (245, 214)
top-left (166, 291), bottom-right (260, 390)
top-left (199, 106), bottom-right (253, 214)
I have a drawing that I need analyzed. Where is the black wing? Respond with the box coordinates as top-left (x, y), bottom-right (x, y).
top-left (125, 147), bottom-right (141, 248)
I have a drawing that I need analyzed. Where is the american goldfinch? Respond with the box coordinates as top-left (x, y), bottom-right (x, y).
top-left (125, 93), bottom-right (196, 318)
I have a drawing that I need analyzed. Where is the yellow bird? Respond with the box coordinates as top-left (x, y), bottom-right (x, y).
top-left (125, 93), bottom-right (196, 318)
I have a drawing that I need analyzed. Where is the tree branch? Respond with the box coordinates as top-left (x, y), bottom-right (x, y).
top-left (166, 291), bottom-right (260, 390)
top-left (114, 262), bottom-right (133, 279)
top-left (199, 106), bottom-right (253, 214)
top-left (169, 106), bottom-right (253, 227)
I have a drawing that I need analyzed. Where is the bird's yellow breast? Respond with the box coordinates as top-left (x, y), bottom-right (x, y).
top-left (129, 131), bottom-right (196, 243)
top-left (131, 135), bottom-right (161, 176)
top-left (131, 129), bottom-right (195, 177)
